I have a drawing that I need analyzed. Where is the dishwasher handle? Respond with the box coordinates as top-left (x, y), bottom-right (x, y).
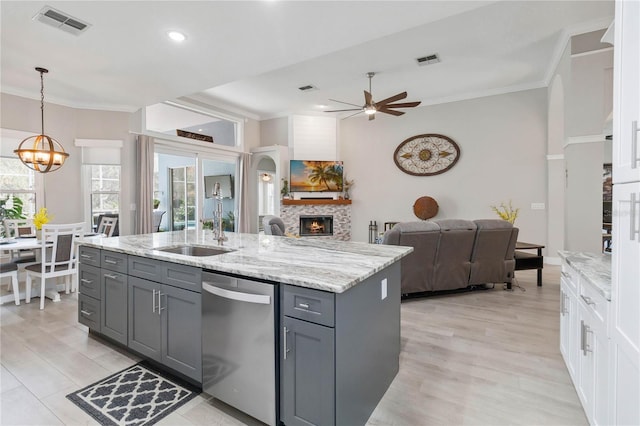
top-left (203, 281), bottom-right (271, 305)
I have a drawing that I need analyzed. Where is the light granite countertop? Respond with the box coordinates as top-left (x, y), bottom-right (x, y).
top-left (78, 230), bottom-right (413, 293)
top-left (558, 251), bottom-right (611, 300)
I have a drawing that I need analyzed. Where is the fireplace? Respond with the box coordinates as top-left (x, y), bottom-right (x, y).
top-left (300, 215), bottom-right (333, 236)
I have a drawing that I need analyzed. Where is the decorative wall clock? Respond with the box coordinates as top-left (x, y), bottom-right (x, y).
top-left (393, 134), bottom-right (460, 176)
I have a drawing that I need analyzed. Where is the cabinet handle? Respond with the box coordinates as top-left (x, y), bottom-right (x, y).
top-left (298, 303), bottom-right (310, 309)
top-left (630, 192), bottom-right (640, 242)
top-left (80, 310), bottom-right (93, 316)
top-left (283, 326), bottom-right (290, 360)
top-left (632, 120), bottom-right (639, 169)
top-left (80, 254), bottom-right (93, 259)
top-left (580, 295), bottom-right (596, 306)
top-left (80, 278), bottom-right (93, 284)
top-left (581, 320), bottom-right (593, 356)
top-left (560, 271), bottom-right (570, 279)
top-left (104, 273), bottom-right (118, 280)
top-left (152, 289), bottom-right (157, 313)
top-left (157, 291), bottom-right (165, 315)
top-left (104, 259), bottom-right (117, 265)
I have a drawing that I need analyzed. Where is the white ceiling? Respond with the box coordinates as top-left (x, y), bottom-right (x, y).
top-left (0, 1), bottom-right (614, 120)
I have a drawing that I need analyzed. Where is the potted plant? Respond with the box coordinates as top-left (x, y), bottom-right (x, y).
top-left (281, 178), bottom-right (290, 199)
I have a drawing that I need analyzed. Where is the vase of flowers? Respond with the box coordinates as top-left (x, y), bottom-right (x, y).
top-left (33, 207), bottom-right (51, 239)
top-left (490, 200), bottom-right (519, 224)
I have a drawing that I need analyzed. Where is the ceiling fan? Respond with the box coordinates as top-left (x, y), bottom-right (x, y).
top-left (325, 72), bottom-right (421, 120)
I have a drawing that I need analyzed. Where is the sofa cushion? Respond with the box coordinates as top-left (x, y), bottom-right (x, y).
top-left (431, 219), bottom-right (477, 291)
top-left (383, 221), bottom-right (440, 294)
top-left (469, 219), bottom-right (519, 285)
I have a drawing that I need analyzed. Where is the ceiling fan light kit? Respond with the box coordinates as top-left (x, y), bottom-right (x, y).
top-left (326, 71), bottom-right (421, 120)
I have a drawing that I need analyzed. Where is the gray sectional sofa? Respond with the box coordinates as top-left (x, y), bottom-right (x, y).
top-left (382, 219), bottom-right (518, 295)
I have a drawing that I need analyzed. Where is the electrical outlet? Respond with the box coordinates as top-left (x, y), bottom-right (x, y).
top-left (381, 278), bottom-right (387, 300)
top-left (531, 203), bottom-right (545, 210)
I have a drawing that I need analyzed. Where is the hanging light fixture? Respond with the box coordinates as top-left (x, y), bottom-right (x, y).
top-left (14, 67), bottom-right (69, 173)
top-left (261, 173), bottom-right (272, 182)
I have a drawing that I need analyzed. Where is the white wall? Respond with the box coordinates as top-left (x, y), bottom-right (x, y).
top-left (565, 142), bottom-right (604, 252)
top-left (0, 93), bottom-right (134, 234)
top-left (547, 41), bottom-right (572, 263)
top-left (260, 117), bottom-right (288, 147)
top-left (340, 88), bottom-right (548, 244)
top-left (567, 50), bottom-right (614, 137)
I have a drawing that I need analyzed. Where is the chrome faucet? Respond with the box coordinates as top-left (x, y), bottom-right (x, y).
top-left (212, 182), bottom-right (227, 244)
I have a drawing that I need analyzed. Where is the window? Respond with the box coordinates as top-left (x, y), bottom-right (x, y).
top-left (89, 165), bottom-right (120, 229)
top-left (0, 157), bottom-right (37, 218)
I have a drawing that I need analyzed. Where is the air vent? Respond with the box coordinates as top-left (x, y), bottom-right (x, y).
top-left (416, 53), bottom-right (441, 66)
top-left (298, 84), bottom-right (317, 92)
top-left (33, 6), bottom-right (91, 36)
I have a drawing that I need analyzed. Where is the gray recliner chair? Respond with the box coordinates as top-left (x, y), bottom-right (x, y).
top-left (431, 219), bottom-right (477, 292)
top-left (263, 215), bottom-right (285, 236)
top-left (469, 219), bottom-right (519, 289)
top-left (383, 221), bottom-right (441, 294)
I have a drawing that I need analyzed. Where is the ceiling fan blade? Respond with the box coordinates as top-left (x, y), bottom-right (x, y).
top-left (378, 109), bottom-right (405, 116)
top-left (328, 98), bottom-right (362, 108)
top-left (381, 101), bottom-right (422, 109)
top-left (342, 110), bottom-right (364, 120)
top-left (368, 114), bottom-right (375, 121)
top-left (325, 108), bottom-right (362, 112)
top-left (364, 90), bottom-right (373, 105)
top-left (376, 92), bottom-right (407, 106)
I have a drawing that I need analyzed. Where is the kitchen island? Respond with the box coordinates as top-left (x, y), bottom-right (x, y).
top-left (76, 230), bottom-right (412, 426)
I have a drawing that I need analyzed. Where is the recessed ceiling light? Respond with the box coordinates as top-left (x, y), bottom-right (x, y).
top-left (167, 31), bottom-right (186, 42)
top-left (198, 129), bottom-right (203, 132)
top-left (317, 104), bottom-right (328, 109)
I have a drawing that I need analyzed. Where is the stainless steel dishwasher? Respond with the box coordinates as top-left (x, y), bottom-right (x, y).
top-left (201, 271), bottom-right (277, 426)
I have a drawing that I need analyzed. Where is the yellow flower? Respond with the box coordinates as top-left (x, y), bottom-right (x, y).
top-left (490, 200), bottom-right (519, 224)
top-left (33, 207), bottom-right (52, 230)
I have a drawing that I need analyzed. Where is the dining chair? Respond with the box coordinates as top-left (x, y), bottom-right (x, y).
top-left (3, 219), bottom-right (37, 261)
top-left (0, 262), bottom-right (20, 305)
top-left (25, 222), bottom-right (85, 310)
top-left (97, 216), bottom-right (118, 237)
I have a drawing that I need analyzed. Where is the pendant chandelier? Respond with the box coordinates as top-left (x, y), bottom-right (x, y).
top-left (14, 67), bottom-right (69, 173)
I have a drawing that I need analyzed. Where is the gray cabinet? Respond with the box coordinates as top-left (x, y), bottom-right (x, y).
top-left (161, 283), bottom-right (201, 380)
top-left (282, 316), bottom-right (335, 426)
top-left (78, 247), bottom-right (101, 332)
top-left (127, 259), bottom-right (202, 382)
top-left (128, 277), bottom-right (162, 361)
top-left (79, 246), bottom-right (202, 383)
top-left (280, 262), bottom-right (401, 426)
top-left (100, 251), bottom-right (128, 345)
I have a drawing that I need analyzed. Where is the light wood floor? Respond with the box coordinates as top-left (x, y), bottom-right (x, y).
top-left (0, 266), bottom-right (587, 425)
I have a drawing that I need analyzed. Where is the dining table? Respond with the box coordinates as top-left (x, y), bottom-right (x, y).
top-left (0, 233), bottom-right (102, 305)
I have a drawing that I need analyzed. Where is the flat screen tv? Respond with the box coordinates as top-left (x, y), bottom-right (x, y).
top-left (204, 174), bottom-right (233, 199)
top-left (289, 160), bottom-right (344, 192)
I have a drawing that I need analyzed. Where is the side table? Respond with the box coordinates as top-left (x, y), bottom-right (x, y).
top-left (514, 242), bottom-right (545, 286)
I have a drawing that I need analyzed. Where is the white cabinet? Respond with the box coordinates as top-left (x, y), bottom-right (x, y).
top-left (610, 0), bottom-right (640, 424)
top-left (559, 260), bottom-right (610, 426)
top-left (612, 0), bottom-right (640, 184)
top-left (560, 273), bottom-right (578, 380)
top-left (576, 289), bottom-right (609, 426)
top-left (610, 182), bottom-right (640, 425)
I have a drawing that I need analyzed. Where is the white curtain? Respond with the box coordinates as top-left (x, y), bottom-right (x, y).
top-left (136, 135), bottom-right (155, 234)
top-left (238, 152), bottom-right (252, 233)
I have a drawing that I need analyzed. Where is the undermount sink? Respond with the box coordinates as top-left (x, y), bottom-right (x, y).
top-left (156, 245), bottom-right (234, 257)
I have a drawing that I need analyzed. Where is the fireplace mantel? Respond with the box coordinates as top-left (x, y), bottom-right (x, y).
top-left (282, 199), bottom-right (352, 206)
